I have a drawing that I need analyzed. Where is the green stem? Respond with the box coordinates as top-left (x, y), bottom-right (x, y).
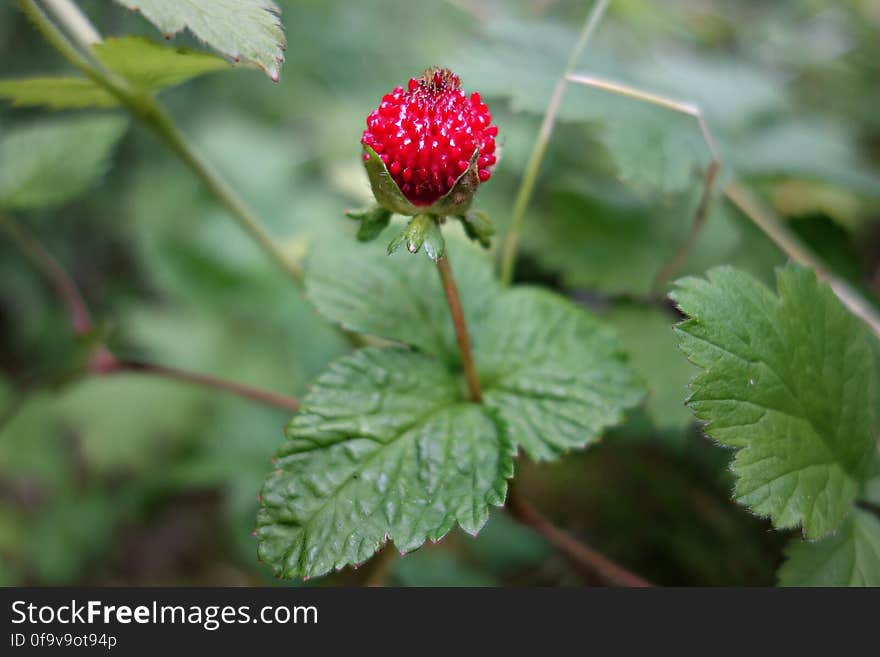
top-left (18, 0), bottom-right (303, 286)
top-left (140, 103), bottom-right (304, 283)
top-left (435, 255), bottom-right (483, 402)
top-left (498, 0), bottom-right (610, 286)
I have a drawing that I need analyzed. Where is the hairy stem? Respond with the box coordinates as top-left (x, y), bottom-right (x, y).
top-left (19, 0), bottom-right (303, 286)
top-left (436, 255), bottom-right (483, 402)
top-left (506, 482), bottom-right (652, 587)
top-left (499, 0), bottom-right (610, 286)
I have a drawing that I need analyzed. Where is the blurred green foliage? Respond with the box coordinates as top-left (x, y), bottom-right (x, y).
top-left (0, 0), bottom-right (878, 585)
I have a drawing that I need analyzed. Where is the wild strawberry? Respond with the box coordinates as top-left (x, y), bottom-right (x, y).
top-left (361, 68), bottom-right (498, 207)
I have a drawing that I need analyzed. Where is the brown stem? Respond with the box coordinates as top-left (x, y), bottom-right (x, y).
top-left (652, 159), bottom-right (721, 291)
top-left (103, 359), bottom-right (299, 412)
top-left (0, 213), bottom-right (92, 334)
top-left (724, 181), bottom-right (880, 341)
top-left (435, 254), bottom-right (483, 402)
top-left (506, 482), bottom-right (652, 587)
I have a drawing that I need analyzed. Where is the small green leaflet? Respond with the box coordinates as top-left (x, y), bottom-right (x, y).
top-left (257, 348), bottom-right (514, 579)
top-left (0, 38), bottom-right (232, 111)
top-left (0, 78), bottom-right (116, 110)
top-left (672, 264), bottom-right (878, 539)
top-left (94, 37), bottom-right (230, 90)
top-left (112, 0), bottom-right (286, 82)
top-left (778, 510), bottom-right (880, 586)
top-left (0, 115), bottom-right (128, 209)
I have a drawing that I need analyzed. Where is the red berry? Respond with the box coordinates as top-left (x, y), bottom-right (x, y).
top-left (361, 68), bottom-right (498, 207)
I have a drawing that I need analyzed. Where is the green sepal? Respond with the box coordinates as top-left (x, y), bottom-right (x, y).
top-left (423, 220), bottom-right (446, 262)
top-left (362, 145), bottom-right (480, 217)
top-left (385, 214), bottom-right (444, 260)
top-left (387, 227), bottom-right (407, 255)
top-left (405, 214), bottom-right (434, 255)
top-left (345, 204), bottom-right (392, 242)
top-left (456, 209), bottom-right (495, 248)
top-left (362, 145), bottom-right (421, 215)
top-left (427, 149), bottom-right (480, 215)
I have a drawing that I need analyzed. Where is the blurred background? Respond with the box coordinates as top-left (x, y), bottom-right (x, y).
top-left (0, 0), bottom-right (878, 586)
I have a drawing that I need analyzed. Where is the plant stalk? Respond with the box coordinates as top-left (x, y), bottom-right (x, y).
top-left (436, 254), bottom-right (483, 402)
top-left (18, 0), bottom-right (303, 287)
top-left (506, 481), bottom-right (652, 587)
top-left (105, 359), bottom-right (300, 411)
top-left (499, 0), bottom-right (610, 286)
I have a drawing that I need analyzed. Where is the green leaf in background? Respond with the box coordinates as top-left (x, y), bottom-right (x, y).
top-left (94, 37), bottom-right (231, 91)
top-left (603, 303), bottom-right (698, 431)
top-left (778, 510), bottom-right (880, 586)
top-left (257, 348), bottom-right (514, 579)
top-left (0, 78), bottom-right (116, 110)
top-left (112, 0), bottom-right (286, 82)
top-left (305, 239), bottom-right (645, 460)
top-left (475, 288), bottom-right (645, 460)
top-left (345, 205), bottom-right (392, 242)
top-left (522, 187), bottom-right (743, 296)
top-left (54, 375), bottom-right (206, 473)
top-left (672, 264), bottom-right (878, 538)
top-left (0, 115), bottom-right (128, 209)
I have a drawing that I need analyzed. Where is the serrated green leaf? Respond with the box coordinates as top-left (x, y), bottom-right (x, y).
top-left (256, 348), bottom-right (514, 579)
top-left (94, 37), bottom-right (230, 91)
top-left (113, 0), bottom-right (286, 81)
top-left (778, 510), bottom-right (880, 586)
top-left (0, 115), bottom-right (128, 209)
top-left (306, 240), bottom-right (645, 460)
top-left (475, 288), bottom-right (645, 460)
top-left (0, 77), bottom-right (117, 109)
top-left (672, 264), bottom-right (878, 538)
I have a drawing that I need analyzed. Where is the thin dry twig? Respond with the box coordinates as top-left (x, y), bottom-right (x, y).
top-left (564, 73), bottom-right (721, 292)
top-left (564, 72), bottom-right (880, 340)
